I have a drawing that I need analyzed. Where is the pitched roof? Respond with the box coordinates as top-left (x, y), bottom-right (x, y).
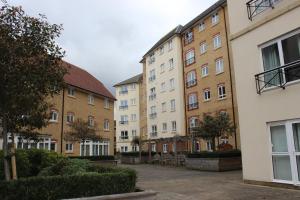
top-left (63, 61), bottom-right (115, 100)
top-left (113, 73), bottom-right (143, 87)
top-left (181, 0), bottom-right (227, 33)
top-left (143, 25), bottom-right (183, 57)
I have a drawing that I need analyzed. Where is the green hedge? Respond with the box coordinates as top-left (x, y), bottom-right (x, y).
top-left (187, 150), bottom-right (241, 158)
top-left (0, 169), bottom-right (136, 200)
top-left (121, 151), bottom-right (156, 157)
top-left (69, 155), bottom-right (115, 161)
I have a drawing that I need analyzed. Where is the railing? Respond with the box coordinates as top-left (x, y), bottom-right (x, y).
top-left (246, 0), bottom-right (275, 20)
top-left (149, 113), bottom-right (157, 119)
top-left (149, 93), bottom-right (156, 101)
top-left (255, 60), bottom-right (300, 94)
top-left (119, 121), bottom-right (129, 125)
top-left (119, 136), bottom-right (129, 140)
top-left (186, 79), bottom-right (197, 88)
top-left (149, 76), bottom-right (156, 82)
top-left (119, 105), bottom-right (128, 110)
top-left (187, 102), bottom-right (199, 110)
top-left (185, 57), bottom-right (195, 66)
top-left (184, 36), bottom-right (194, 45)
top-left (150, 132), bottom-right (158, 138)
top-left (119, 90), bottom-right (128, 95)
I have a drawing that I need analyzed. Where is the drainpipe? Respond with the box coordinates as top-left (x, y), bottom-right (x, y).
top-left (222, 5), bottom-right (238, 150)
top-left (60, 88), bottom-right (65, 154)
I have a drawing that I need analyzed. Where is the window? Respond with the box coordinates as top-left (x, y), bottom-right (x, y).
top-left (121, 131), bottom-right (128, 140)
top-left (171, 121), bottom-right (177, 132)
top-left (169, 58), bottom-right (174, 70)
top-left (104, 98), bottom-right (110, 109)
top-left (149, 87), bottom-right (156, 101)
top-left (216, 58), bottom-right (224, 74)
top-left (161, 82), bottom-right (166, 92)
top-left (149, 53), bottom-right (155, 64)
top-left (119, 85), bottom-right (128, 94)
top-left (218, 84), bottom-right (226, 99)
top-left (207, 141), bottom-right (212, 151)
top-left (88, 116), bottom-right (95, 127)
top-left (151, 144), bottom-right (156, 152)
top-left (170, 99), bottom-right (176, 112)
top-left (184, 31), bottom-right (194, 45)
top-left (189, 117), bottom-right (199, 128)
top-left (149, 69), bottom-right (156, 82)
top-left (188, 93), bottom-right (198, 110)
top-left (204, 89), bottom-right (211, 101)
top-left (199, 41), bottom-right (207, 55)
top-left (162, 102), bottom-right (167, 112)
top-left (50, 110), bottom-right (58, 122)
top-left (120, 115), bottom-right (128, 124)
top-left (169, 78), bottom-right (175, 90)
top-left (104, 119), bottom-right (109, 130)
top-left (67, 112), bottom-right (74, 123)
top-left (131, 114), bottom-right (137, 121)
top-left (199, 22), bottom-right (205, 31)
top-left (201, 64), bottom-right (209, 77)
top-left (185, 50), bottom-right (195, 65)
top-left (168, 40), bottom-right (173, 51)
top-left (163, 144), bottom-right (168, 153)
top-left (212, 12), bottom-right (219, 25)
top-left (213, 34), bottom-right (221, 49)
top-left (120, 100), bottom-right (128, 110)
top-left (67, 87), bottom-right (75, 96)
top-left (121, 146), bottom-right (128, 152)
top-left (151, 125), bottom-right (157, 137)
top-left (130, 98), bottom-right (136, 106)
top-left (132, 130), bottom-right (137, 137)
top-left (162, 123), bottom-right (167, 132)
top-left (88, 94), bottom-right (94, 105)
top-left (159, 46), bottom-right (164, 55)
top-left (187, 71), bottom-right (197, 87)
top-left (132, 145), bottom-right (138, 152)
top-left (130, 83), bottom-right (136, 90)
top-left (160, 63), bottom-right (165, 73)
top-left (150, 106), bottom-right (157, 119)
top-left (65, 143), bottom-right (73, 152)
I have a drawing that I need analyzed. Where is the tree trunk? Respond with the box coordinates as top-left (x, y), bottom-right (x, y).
top-left (212, 138), bottom-right (216, 152)
top-left (139, 137), bottom-right (142, 162)
top-left (2, 119), bottom-right (11, 181)
top-left (82, 140), bottom-right (85, 156)
top-left (10, 133), bottom-right (17, 180)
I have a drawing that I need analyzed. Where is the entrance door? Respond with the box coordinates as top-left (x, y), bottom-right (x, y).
top-left (270, 120), bottom-right (300, 185)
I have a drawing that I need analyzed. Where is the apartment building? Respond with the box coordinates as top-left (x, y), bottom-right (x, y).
top-left (114, 74), bottom-right (143, 152)
top-left (181, 0), bottom-right (239, 152)
top-left (7, 62), bottom-right (115, 156)
top-left (228, 0), bottom-right (300, 186)
top-left (143, 25), bottom-right (187, 153)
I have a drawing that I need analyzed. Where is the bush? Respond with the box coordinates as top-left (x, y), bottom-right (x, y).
top-left (187, 150), bottom-right (241, 158)
top-left (69, 155), bottom-right (115, 161)
top-left (121, 151), bottom-right (156, 157)
top-left (0, 169), bottom-right (137, 200)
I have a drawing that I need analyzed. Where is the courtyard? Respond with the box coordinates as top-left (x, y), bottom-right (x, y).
top-left (122, 164), bottom-right (300, 200)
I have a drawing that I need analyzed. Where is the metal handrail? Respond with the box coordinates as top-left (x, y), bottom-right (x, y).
top-left (246, 0), bottom-right (274, 20)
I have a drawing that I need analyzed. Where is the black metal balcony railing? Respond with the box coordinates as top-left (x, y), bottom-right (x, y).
top-left (149, 113), bottom-right (157, 119)
top-left (185, 57), bottom-right (195, 66)
top-left (255, 60), bottom-right (300, 94)
top-left (149, 93), bottom-right (156, 101)
top-left (119, 90), bottom-right (128, 95)
top-left (119, 105), bottom-right (128, 110)
top-left (149, 76), bottom-right (156, 82)
top-left (188, 102), bottom-right (199, 110)
top-left (119, 136), bottom-right (129, 140)
top-left (246, 0), bottom-right (274, 21)
top-left (119, 121), bottom-right (129, 125)
top-left (186, 79), bottom-right (197, 88)
top-left (150, 132), bottom-right (158, 138)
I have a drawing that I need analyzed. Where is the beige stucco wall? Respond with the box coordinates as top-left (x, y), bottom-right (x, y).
top-left (145, 35), bottom-right (186, 139)
top-left (228, 0), bottom-right (300, 182)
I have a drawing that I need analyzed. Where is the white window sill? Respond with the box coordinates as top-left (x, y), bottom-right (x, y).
top-left (49, 120), bottom-right (58, 123)
top-left (65, 151), bottom-right (73, 153)
top-left (214, 46), bottom-right (222, 51)
top-left (88, 103), bottom-right (95, 106)
top-left (202, 74), bottom-right (209, 78)
top-left (204, 99), bottom-right (211, 102)
top-left (67, 95), bottom-right (76, 99)
top-left (216, 71), bottom-right (224, 76)
top-left (218, 97), bottom-right (227, 101)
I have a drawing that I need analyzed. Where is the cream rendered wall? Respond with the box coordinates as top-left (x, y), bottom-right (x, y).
top-left (115, 83), bottom-right (140, 152)
top-left (228, 0), bottom-right (300, 182)
top-left (146, 36), bottom-right (186, 140)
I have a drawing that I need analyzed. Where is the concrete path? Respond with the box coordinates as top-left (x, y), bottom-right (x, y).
top-left (121, 164), bottom-right (300, 200)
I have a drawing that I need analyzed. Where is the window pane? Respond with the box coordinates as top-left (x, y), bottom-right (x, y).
top-left (293, 123), bottom-right (300, 152)
top-left (297, 156), bottom-right (300, 181)
top-left (262, 43), bottom-right (281, 86)
top-left (282, 33), bottom-right (300, 64)
top-left (271, 125), bottom-right (288, 152)
top-left (272, 155), bottom-right (292, 181)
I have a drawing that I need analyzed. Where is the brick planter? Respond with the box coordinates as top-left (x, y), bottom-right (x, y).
top-left (185, 156), bottom-right (242, 172)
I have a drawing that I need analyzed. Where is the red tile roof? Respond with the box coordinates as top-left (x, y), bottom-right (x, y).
top-left (63, 61), bottom-right (115, 100)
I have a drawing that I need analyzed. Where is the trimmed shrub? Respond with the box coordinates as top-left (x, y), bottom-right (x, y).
top-left (0, 170), bottom-right (137, 200)
top-left (187, 150), bottom-right (241, 158)
top-left (121, 151), bottom-right (156, 157)
top-left (69, 155), bottom-right (115, 161)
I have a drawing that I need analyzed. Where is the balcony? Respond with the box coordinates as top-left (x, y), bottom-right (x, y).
top-left (149, 93), bottom-right (156, 101)
top-left (119, 90), bottom-right (128, 95)
top-left (119, 105), bottom-right (128, 110)
top-left (187, 102), bottom-right (199, 110)
top-left (186, 79), bottom-right (197, 88)
top-left (150, 132), bottom-right (158, 138)
top-left (149, 76), bottom-right (156, 82)
top-left (255, 60), bottom-right (300, 94)
top-left (119, 121), bottom-right (129, 125)
top-left (246, 0), bottom-right (277, 20)
top-left (149, 112), bottom-right (157, 119)
top-left (185, 57), bottom-right (195, 66)
top-left (119, 136), bottom-right (129, 140)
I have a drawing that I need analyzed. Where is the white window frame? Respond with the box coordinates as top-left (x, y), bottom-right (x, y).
top-left (170, 99), bottom-right (176, 112)
top-left (67, 112), bottom-right (74, 124)
top-left (65, 143), bottom-right (73, 152)
top-left (131, 114), bottom-right (137, 121)
top-left (50, 110), bottom-right (58, 122)
top-left (218, 84), bottom-right (226, 99)
top-left (200, 41), bottom-right (207, 54)
top-left (162, 102), bottom-right (167, 113)
top-left (213, 34), bottom-right (221, 49)
top-left (88, 116), bottom-right (95, 127)
top-left (88, 94), bottom-right (94, 105)
top-left (162, 123), bottom-right (167, 132)
top-left (201, 65), bottom-right (209, 77)
top-left (171, 121), bottom-right (177, 132)
top-left (204, 89), bottom-right (211, 101)
top-left (168, 39), bottom-right (173, 51)
top-left (169, 78), bottom-right (175, 91)
top-left (169, 58), bottom-right (174, 70)
top-left (131, 98), bottom-right (136, 106)
top-left (160, 63), bottom-right (165, 73)
top-left (211, 12), bottom-right (219, 25)
top-left (104, 119), bottom-right (109, 131)
top-left (163, 144), bottom-right (168, 153)
top-left (199, 21), bottom-right (205, 32)
top-left (104, 98), bottom-right (110, 109)
top-left (67, 87), bottom-right (75, 96)
top-left (216, 58), bottom-right (224, 74)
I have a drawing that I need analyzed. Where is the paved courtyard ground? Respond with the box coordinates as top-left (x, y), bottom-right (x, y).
top-left (121, 164), bottom-right (300, 200)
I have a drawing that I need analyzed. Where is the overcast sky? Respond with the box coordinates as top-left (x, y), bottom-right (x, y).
top-left (7, 0), bottom-right (218, 94)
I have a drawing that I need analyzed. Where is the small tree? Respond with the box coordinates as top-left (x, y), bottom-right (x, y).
top-left (131, 136), bottom-right (142, 161)
top-left (64, 119), bottom-right (102, 156)
top-left (192, 113), bottom-right (235, 152)
top-left (0, 3), bottom-right (66, 180)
